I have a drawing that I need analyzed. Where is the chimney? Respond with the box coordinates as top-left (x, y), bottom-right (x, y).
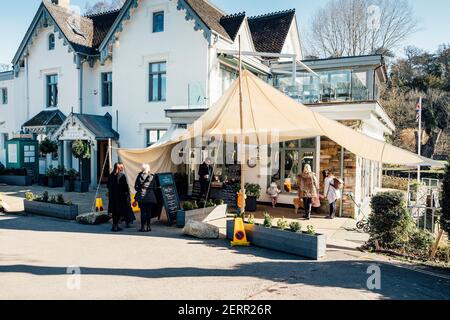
top-left (50, 0), bottom-right (71, 10)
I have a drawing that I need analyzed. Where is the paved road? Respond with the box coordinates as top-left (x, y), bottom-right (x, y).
top-left (0, 213), bottom-right (449, 300)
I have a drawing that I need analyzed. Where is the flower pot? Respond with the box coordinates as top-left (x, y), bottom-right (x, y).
top-left (47, 176), bottom-right (63, 188)
top-left (24, 200), bottom-right (79, 220)
top-left (0, 175), bottom-right (32, 186)
top-left (74, 180), bottom-right (89, 193)
top-left (245, 196), bottom-right (257, 212)
top-left (38, 175), bottom-right (48, 186)
top-left (64, 180), bottom-right (75, 192)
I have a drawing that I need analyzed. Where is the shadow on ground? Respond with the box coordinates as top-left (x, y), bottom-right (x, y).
top-left (0, 260), bottom-right (449, 300)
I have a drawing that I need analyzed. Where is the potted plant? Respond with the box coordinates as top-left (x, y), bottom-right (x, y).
top-left (39, 138), bottom-right (58, 187)
top-left (72, 140), bottom-right (91, 193)
top-left (46, 165), bottom-right (64, 188)
top-left (64, 169), bottom-right (79, 192)
top-left (245, 183), bottom-right (261, 212)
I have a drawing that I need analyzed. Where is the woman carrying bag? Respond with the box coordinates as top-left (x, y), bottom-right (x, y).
top-left (298, 164), bottom-right (319, 220)
top-left (134, 164), bottom-right (158, 232)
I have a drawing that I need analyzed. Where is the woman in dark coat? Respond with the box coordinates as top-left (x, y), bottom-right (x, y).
top-left (134, 164), bottom-right (157, 232)
top-left (107, 163), bottom-right (131, 232)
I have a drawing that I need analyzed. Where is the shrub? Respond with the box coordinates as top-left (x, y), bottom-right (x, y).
top-left (213, 199), bottom-right (224, 206)
top-left (72, 140), bottom-right (91, 160)
top-left (49, 195), bottom-right (57, 204)
top-left (435, 246), bottom-right (450, 263)
top-left (245, 183), bottom-right (261, 198)
top-left (306, 225), bottom-right (316, 235)
top-left (263, 212), bottom-right (273, 228)
top-left (57, 194), bottom-right (65, 204)
top-left (408, 229), bottom-right (434, 257)
top-left (42, 191), bottom-right (49, 203)
top-left (289, 221), bottom-right (302, 233)
top-left (182, 201), bottom-right (194, 211)
top-left (368, 191), bottom-right (416, 250)
top-left (440, 158), bottom-right (450, 235)
top-left (39, 138), bottom-right (58, 155)
top-left (247, 214), bottom-right (255, 225)
top-left (277, 217), bottom-right (288, 230)
top-left (0, 168), bottom-right (27, 176)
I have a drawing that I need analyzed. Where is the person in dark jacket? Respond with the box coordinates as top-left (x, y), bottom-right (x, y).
top-left (198, 158), bottom-right (213, 199)
top-left (134, 164), bottom-right (158, 232)
top-left (107, 162), bottom-right (132, 232)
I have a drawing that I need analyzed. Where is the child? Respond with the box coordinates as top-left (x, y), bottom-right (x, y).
top-left (267, 182), bottom-right (281, 208)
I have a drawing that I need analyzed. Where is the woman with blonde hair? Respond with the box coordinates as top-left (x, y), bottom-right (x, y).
top-left (297, 164), bottom-right (319, 220)
top-left (134, 163), bottom-right (157, 232)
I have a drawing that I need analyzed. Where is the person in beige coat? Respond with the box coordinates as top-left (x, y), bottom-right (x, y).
top-left (298, 164), bottom-right (319, 220)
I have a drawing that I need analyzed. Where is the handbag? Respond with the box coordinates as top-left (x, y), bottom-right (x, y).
top-left (312, 196), bottom-right (321, 208)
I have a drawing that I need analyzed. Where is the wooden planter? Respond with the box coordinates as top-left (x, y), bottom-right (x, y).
top-left (245, 196), bottom-right (257, 212)
top-left (24, 200), bottom-right (79, 220)
top-left (64, 180), bottom-right (75, 192)
top-left (47, 176), bottom-right (63, 188)
top-left (38, 175), bottom-right (48, 186)
top-left (74, 181), bottom-right (89, 193)
top-left (226, 220), bottom-right (326, 260)
top-left (0, 175), bottom-right (32, 186)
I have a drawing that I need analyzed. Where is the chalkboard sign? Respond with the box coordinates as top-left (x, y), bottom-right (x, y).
top-left (156, 173), bottom-right (181, 225)
top-left (225, 164), bottom-right (241, 182)
top-left (222, 183), bottom-right (238, 208)
top-left (191, 181), bottom-right (201, 200)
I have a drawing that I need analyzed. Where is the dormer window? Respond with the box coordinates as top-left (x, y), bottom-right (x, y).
top-left (153, 11), bottom-right (164, 33)
top-left (48, 34), bottom-right (55, 51)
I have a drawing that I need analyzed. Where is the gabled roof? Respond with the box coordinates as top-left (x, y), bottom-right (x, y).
top-left (13, 0), bottom-right (122, 67)
top-left (219, 13), bottom-right (246, 41)
top-left (75, 113), bottom-right (119, 140)
top-left (248, 9), bottom-right (296, 54)
top-left (22, 110), bottom-right (66, 128)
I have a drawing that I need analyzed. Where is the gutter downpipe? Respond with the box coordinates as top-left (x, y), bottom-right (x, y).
top-left (26, 56), bottom-right (30, 120)
top-left (76, 54), bottom-right (84, 114)
top-left (340, 146), bottom-right (345, 217)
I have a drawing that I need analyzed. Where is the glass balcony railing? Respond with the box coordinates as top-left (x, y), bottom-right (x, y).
top-left (274, 69), bottom-right (372, 104)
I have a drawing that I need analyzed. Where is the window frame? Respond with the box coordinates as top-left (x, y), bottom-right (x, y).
top-left (101, 72), bottom-right (113, 107)
top-left (152, 11), bottom-right (165, 33)
top-left (1, 88), bottom-right (7, 105)
top-left (46, 74), bottom-right (58, 108)
top-left (48, 34), bottom-right (55, 51)
top-left (149, 62), bottom-right (167, 102)
top-left (146, 129), bottom-right (167, 147)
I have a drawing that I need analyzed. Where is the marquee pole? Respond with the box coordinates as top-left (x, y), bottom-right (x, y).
top-left (238, 35), bottom-right (245, 216)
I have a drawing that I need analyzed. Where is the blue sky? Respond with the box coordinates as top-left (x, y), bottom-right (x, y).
top-left (1, 0), bottom-right (449, 65)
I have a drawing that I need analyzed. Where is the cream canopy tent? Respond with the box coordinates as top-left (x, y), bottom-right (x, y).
top-left (118, 70), bottom-right (443, 187)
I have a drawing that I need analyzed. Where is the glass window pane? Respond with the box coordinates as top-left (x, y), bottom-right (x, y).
top-left (284, 140), bottom-right (299, 148)
top-left (160, 74), bottom-right (166, 100)
top-left (301, 138), bottom-right (316, 148)
top-left (151, 76), bottom-right (159, 101)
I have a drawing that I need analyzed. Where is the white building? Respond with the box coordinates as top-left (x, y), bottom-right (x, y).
top-left (0, 0), bottom-right (394, 217)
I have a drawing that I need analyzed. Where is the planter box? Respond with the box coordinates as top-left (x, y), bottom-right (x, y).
top-left (226, 220), bottom-right (326, 260)
top-left (65, 180), bottom-right (74, 192)
top-left (245, 196), bottom-right (257, 212)
top-left (24, 200), bottom-right (79, 220)
top-left (177, 204), bottom-right (228, 228)
top-left (0, 175), bottom-right (32, 186)
top-left (47, 176), bottom-right (63, 188)
top-left (74, 181), bottom-right (89, 193)
top-left (38, 175), bottom-right (48, 186)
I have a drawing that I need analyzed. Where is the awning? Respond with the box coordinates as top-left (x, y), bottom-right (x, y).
top-left (22, 110), bottom-right (66, 135)
top-left (118, 70), bottom-right (444, 184)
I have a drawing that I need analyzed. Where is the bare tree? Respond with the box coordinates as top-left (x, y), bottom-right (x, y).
top-left (306, 0), bottom-right (418, 58)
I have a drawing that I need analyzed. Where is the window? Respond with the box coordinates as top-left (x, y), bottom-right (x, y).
top-left (153, 11), bottom-right (164, 33)
top-left (46, 74), bottom-right (58, 108)
top-left (24, 145), bottom-right (36, 163)
top-left (146, 129), bottom-right (167, 147)
top-left (270, 139), bottom-right (317, 194)
top-left (149, 62), bottom-right (166, 102)
top-left (101, 72), bottom-right (113, 106)
top-left (48, 34), bottom-right (55, 51)
top-left (1, 88), bottom-right (7, 104)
